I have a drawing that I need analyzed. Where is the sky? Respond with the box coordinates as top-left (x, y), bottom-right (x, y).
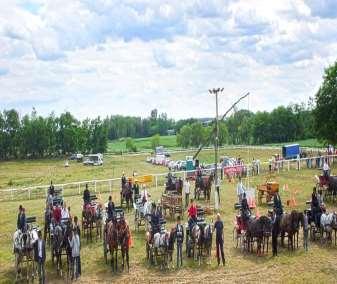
top-left (0, 0), bottom-right (337, 120)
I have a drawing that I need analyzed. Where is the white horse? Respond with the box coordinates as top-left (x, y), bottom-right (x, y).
top-left (320, 212), bottom-right (337, 242)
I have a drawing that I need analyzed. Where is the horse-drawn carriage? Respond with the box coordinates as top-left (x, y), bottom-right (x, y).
top-left (45, 189), bottom-right (63, 246)
top-left (185, 207), bottom-right (213, 264)
top-left (82, 194), bottom-right (103, 242)
top-left (145, 215), bottom-right (176, 269)
top-left (165, 174), bottom-right (183, 194)
top-left (13, 216), bottom-right (39, 282)
top-left (257, 181), bottom-right (279, 205)
top-left (316, 175), bottom-right (337, 202)
top-left (194, 173), bottom-right (214, 201)
top-left (161, 193), bottom-right (183, 219)
top-left (133, 198), bottom-right (151, 231)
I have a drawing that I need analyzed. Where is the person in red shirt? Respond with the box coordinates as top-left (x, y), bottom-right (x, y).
top-left (187, 199), bottom-right (197, 233)
top-left (53, 204), bottom-right (61, 224)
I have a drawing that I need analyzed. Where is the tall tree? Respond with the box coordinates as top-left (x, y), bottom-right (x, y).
top-left (314, 61), bottom-right (337, 145)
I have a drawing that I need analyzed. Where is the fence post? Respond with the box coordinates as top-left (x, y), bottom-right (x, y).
top-left (109, 180), bottom-right (112, 193)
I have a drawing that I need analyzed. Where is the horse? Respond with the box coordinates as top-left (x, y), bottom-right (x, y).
top-left (195, 173), bottom-right (214, 201)
top-left (118, 219), bottom-right (131, 272)
top-left (106, 219), bottom-right (119, 272)
top-left (152, 229), bottom-right (175, 269)
top-left (245, 216), bottom-right (272, 256)
top-left (44, 206), bottom-right (53, 245)
top-left (280, 210), bottom-right (304, 251)
top-left (51, 223), bottom-right (72, 277)
top-left (199, 223), bottom-right (213, 265)
top-left (121, 184), bottom-right (133, 211)
top-left (94, 204), bottom-right (103, 241)
top-left (13, 228), bottom-right (38, 281)
top-left (320, 212), bottom-right (337, 244)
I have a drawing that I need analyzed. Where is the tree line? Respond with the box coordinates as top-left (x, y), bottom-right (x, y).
top-left (0, 109), bottom-right (108, 160)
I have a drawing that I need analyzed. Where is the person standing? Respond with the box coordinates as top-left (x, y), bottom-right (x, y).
top-left (236, 177), bottom-right (245, 203)
top-left (34, 230), bottom-right (46, 284)
top-left (323, 159), bottom-right (330, 177)
top-left (17, 205), bottom-right (23, 230)
top-left (184, 179), bottom-right (190, 208)
top-left (176, 216), bottom-right (184, 268)
top-left (72, 216), bottom-right (81, 238)
top-left (69, 229), bottom-right (81, 280)
top-left (271, 210), bottom-right (279, 257)
top-left (214, 213), bottom-right (225, 266)
top-left (187, 199), bottom-right (197, 232)
top-left (303, 210), bottom-right (309, 252)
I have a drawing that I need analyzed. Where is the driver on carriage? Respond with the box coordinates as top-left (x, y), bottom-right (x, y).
top-left (240, 192), bottom-right (251, 224)
top-left (167, 171), bottom-right (173, 186)
top-left (196, 166), bottom-right (203, 187)
top-left (273, 192), bottom-right (283, 217)
top-left (187, 199), bottom-right (198, 233)
top-left (133, 180), bottom-right (140, 200)
top-left (150, 203), bottom-right (160, 238)
top-left (107, 195), bottom-right (115, 220)
top-left (53, 203), bottom-right (62, 225)
top-left (83, 184), bottom-right (91, 207)
top-left (311, 187), bottom-right (321, 227)
top-left (121, 172), bottom-right (127, 188)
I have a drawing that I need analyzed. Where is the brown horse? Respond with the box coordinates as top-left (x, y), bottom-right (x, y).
top-left (245, 216), bottom-right (272, 256)
top-left (107, 219), bottom-right (119, 272)
top-left (280, 210), bottom-right (304, 250)
top-left (118, 219), bottom-right (131, 272)
top-left (194, 173), bottom-right (214, 201)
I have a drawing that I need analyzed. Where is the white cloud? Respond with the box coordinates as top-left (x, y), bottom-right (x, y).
top-left (0, 0), bottom-right (336, 119)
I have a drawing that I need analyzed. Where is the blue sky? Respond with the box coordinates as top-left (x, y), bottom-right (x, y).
top-left (0, 0), bottom-right (336, 119)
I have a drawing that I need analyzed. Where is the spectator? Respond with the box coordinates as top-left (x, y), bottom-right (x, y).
top-left (69, 229), bottom-right (81, 280)
top-left (34, 230), bottom-right (46, 284)
top-left (323, 160), bottom-right (330, 177)
top-left (176, 216), bottom-right (184, 268)
top-left (72, 216), bottom-right (81, 237)
top-left (236, 177), bottom-right (245, 203)
top-left (214, 213), bottom-right (225, 266)
top-left (184, 179), bottom-right (190, 208)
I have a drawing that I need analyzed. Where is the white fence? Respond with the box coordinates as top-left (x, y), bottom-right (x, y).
top-left (0, 154), bottom-right (335, 202)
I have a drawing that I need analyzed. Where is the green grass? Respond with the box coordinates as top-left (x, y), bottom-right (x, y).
top-left (1, 149), bottom-right (337, 283)
top-left (108, 135), bottom-right (178, 153)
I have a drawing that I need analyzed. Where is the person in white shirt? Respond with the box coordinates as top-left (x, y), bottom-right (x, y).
top-left (323, 160), bottom-right (330, 177)
top-left (61, 202), bottom-right (70, 220)
top-left (184, 179), bottom-right (190, 208)
top-left (236, 177), bottom-right (245, 203)
top-left (69, 229), bottom-right (81, 280)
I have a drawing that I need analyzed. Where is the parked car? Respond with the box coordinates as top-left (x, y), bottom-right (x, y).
top-left (70, 153), bottom-right (83, 162)
top-left (83, 154), bottom-right (103, 166)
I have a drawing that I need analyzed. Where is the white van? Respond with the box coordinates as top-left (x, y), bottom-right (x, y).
top-left (83, 154), bottom-right (103, 166)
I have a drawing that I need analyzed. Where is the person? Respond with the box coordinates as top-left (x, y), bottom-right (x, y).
top-left (17, 205), bottom-right (23, 230)
top-left (184, 179), bottom-right (190, 208)
top-left (68, 206), bottom-right (72, 223)
top-left (303, 210), bottom-right (309, 252)
top-left (121, 172), bottom-right (127, 188)
top-left (72, 216), bottom-right (81, 237)
top-left (176, 216), bottom-right (184, 268)
top-left (187, 199), bottom-right (197, 233)
top-left (273, 192), bottom-right (283, 217)
top-left (61, 202), bottom-right (70, 220)
top-left (83, 184), bottom-right (90, 205)
top-left (323, 160), bottom-right (330, 177)
top-left (132, 180), bottom-right (140, 200)
top-left (68, 228), bottom-right (81, 280)
top-left (34, 230), bottom-right (46, 284)
top-left (241, 192), bottom-right (251, 224)
top-left (150, 203), bottom-right (160, 237)
top-left (53, 204), bottom-right (62, 225)
top-left (140, 186), bottom-right (151, 205)
top-left (214, 213), bottom-right (225, 266)
top-left (236, 177), bottom-right (245, 203)
top-left (49, 181), bottom-right (55, 197)
top-left (19, 207), bottom-right (27, 232)
top-left (107, 196), bottom-right (115, 220)
top-left (317, 189), bottom-right (324, 209)
top-left (271, 209), bottom-right (280, 257)
top-left (311, 187), bottom-right (320, 227)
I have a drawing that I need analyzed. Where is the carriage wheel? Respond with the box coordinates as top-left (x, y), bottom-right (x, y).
top-left (233, 228), bottom-right (239, 248)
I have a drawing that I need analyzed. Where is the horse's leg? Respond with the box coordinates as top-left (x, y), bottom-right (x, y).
top-left (126, 248), bottom-right (129, 272)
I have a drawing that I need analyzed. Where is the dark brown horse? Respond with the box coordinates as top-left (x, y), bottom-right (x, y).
top-left (121, 183), bottom-right (133, 211)
top-left (280, 210), bottom-right (304, 250)
top-left (194, 173), bottom-right (214, 201)
top-left (245, 216), bottom-right (272, 255)
top-left (107, 219), bottom-right (119, 272)
top-left (118, 219), bottom-right (131, 272)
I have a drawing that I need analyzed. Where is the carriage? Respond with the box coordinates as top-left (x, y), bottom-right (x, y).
top-left (185, 206), bottom-right (205, 257)
top-left (165, 175), bottom-right (183, 195)
top-left (316, 175), bottom-right (337, 202)
top-left (161, 193), bottom-right (183, 219)
top-left (102, 206), bottom-right (125, 264)
top-left (82, 194), bottom-right (103, 242)
top-left (133, 198), bottom-right (151, 232)
top-left (233, 213), bottom-right (247, 250)
top-left (13, 216), bottom-right (39, 282)
top-left (194, 174), bottom-right (214, 201)
top-left (257, 181), bottom-right (279, 205)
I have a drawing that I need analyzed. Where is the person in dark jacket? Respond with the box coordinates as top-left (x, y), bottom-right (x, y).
top-left (273, 192), bottom-right (283, 217)
top-left (214, 213), bottom-right (225, 266)
top-left (176, 216), bottom-right (184, 267)
top-left (34, 230), bottom-right (46, 284)
top-left (49, 180), bottom-right (55, 196)
top-left (83, 184), bottom-right (90, 205)
top-left (311, 187), bottom-right (321, 227)
top-left (19, 208), bottom-right (27, 232)
top-left (132, 180), bottom-right (140, 200)
top-left (107, 196), bottom-right (115, 220)
top-left (17, 205), bottom-right (23, 230)
top-left (241, 193), bottom-right (251, 224)
top-left (271, 209), bottom-right (280, 256)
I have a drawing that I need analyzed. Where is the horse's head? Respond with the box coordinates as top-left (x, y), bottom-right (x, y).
top-left (191, 224), bottom-right (200, 241)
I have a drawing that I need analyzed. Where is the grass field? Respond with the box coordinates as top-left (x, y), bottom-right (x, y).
top-left (1, 148), bottom-right (337, 283)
